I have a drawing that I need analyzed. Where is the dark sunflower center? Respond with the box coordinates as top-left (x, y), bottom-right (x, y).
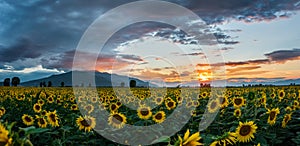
top-left (35, 105), bottom-right (41, 110)
top-left (25, 116), bottom-right (32, 122)
top-left (49, 98), bottom-right (53, 101)
top-left (86, 106), bottom-right (92, 111)
top-left (50, 114), bottom-right (56, 122)
top-left (239, 125), bottom-right (251, 136)
top-left (156, 98), bottom-right (162, 103)
top-left (80, 119), bottom-right (91, 127)
top-left (167, 102), bottom-right (174, 107)
top-left (279, 92), bottom-right (284, 97)
top-left (236, 110), bottom-right (240, 115)
top-left (220, 98), bottom-right (225, 104)
top-left (72, 105), bottom-right (77, 109)
top-left (155, 113), bottom-right (162, 120)
top-left (140, 108), bottom-right (149, 116)
top-left (234, 99), bottom-right (242, 105)
top-left (39, 118), bottom-right (45, 124)
top-left (111, 104), bottom-right (117, 110)
top-left (270, 111), bottom-right (276, 120)
top-left (210, 101), bottom-right (217, 109)
top-left (177, 97), bottom-right (182, 101)
top-left (112, 114), bottom-right (123, 124)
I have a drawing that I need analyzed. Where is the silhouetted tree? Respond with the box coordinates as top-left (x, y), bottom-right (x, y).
top-left (130, 80), bottom-right (136, 88)
top-left (48, 81), bottom-right (52, 87)
top-left (61, 82), bottom-right (65, 87)
top-left (11, 77), bottom-right (20, 86)
top-left (40, 82), bottom-right (43, 87)
top-left (42, 81), bottom-right (46, 87)
top-left (4, 78), bottom-right (10, 86)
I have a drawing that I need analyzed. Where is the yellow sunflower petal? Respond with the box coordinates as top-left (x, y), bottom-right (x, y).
top-left (183, 129), bottom-right (190, 141)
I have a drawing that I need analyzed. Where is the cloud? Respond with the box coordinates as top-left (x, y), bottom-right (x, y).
top-left (179, 0), bottom-right (300, 24)
top-left (0, 64), bottom-right (64, 82)
top-left (0, 38), bottom-right (43, 62)
top-left (227, 66), bottom-right (261, 74)
top-left (265, 48), bottom-right (300, 63)
top-left (1, 0), bottom-right (300, 74)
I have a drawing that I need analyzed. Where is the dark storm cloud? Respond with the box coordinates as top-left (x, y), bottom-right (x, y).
top-left (0, 38), bottom-right (43, 62)
top-left (178, 0), bottom-right (300, 24)
top-left (265, 48), bottom-right (300, 63)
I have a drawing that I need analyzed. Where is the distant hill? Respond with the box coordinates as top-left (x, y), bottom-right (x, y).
top-left (21, 71), bottom-right (154, 87)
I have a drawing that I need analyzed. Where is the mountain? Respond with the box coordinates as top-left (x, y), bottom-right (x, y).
top-left (20, 71), bottom-right (154, 87)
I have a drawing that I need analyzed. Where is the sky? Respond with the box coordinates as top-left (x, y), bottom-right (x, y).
top-left (1, 0), bottom-right (300, 86)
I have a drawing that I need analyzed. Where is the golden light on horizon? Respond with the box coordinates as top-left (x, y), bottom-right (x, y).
top-left (198, 72), bottom-right (210, 81)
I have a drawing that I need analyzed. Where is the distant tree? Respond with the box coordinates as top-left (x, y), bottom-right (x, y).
top-left (61, 82), bottom-right (65, 87)
top-left (11, 77), bottom-right (20, 86)
top-left (4, 78), bottom-right (10, 86)
top-left (40, 82), bottom-right (43, 87)
top-left (130, 80), bottom-right (136, 88)
top-left (120, 82), bottom-right (125, 87)
top-left (89, 83), bottom-right (91, 87)
top-left (48, 81), bottom-right (52, 87)
top-left (81, 83), bottom-right (84, 87)
top-left (42, 81), bottom-right (46, 87)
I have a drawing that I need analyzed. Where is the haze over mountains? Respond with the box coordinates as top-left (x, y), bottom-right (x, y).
top-left (20, 71), bottom-right (154, 87)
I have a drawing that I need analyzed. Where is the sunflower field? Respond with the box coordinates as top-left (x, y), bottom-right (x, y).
top-left (0, 86), bottom-right (300, 146)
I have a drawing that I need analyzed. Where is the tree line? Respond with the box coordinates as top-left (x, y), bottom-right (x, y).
top-left (3, 77), bottom-right (20, 86)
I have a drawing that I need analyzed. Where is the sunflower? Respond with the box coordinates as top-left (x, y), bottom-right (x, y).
top-left (35, 115), bottom-right (47, 128)
top-left (281, 113), bottom-right (292, 128)
top-left (46, 110), bottom-right (59, 127)
top-left (278, 89), bottom-right (285, 101)
top-left (207, 99), bottom-right (220, 113)
top-left (219, 96), bottom-right (229, 108)
top-left (41, 110), bottom-right (48, 116)
top-left (70, 104), bottom-right (78, 111)
top-left (235, 121), bottom-right (257, 143)
top-left (293, 100), bottom-right (299, 109)
top-left (76, 115), bottom-right (96, 132)
top-left (84, 104), bottom-right (94, 114)
top-left (0, 107), bottom-right (5, 118)
top-left (177, 129), bottom-right (203, 146)
top-left (0, 123), bottom-right (13, 146)
top-left (201, 91), bottom-right (208, 99)
top-left (285, 106), bottom-right (293, 113)
top-left (109, 103), bottom-right (119, 112)
top-left (33, 103), bottom-right (42, 113)
top-left (37, 99), bottom-right (45, 105)
top-left (266, 108), bottom-right (280, 126)
top-left (193, 101), bottom-right (200, 107)
top-left (90, 97), bottom-right (98, 103)
top-left (137, 106), bottom-right (152, 120)
top-left (152, 111), bottom-right (166, 123)
top-left (234, 108), bottom-right (242, 118)
top-left (165, 99), bottom-right (176, 110)
top-left (176, 96), bottom-right (183, 104)
top-left (108, 112), bottom-right (127, 129)
top-left (232, 97), bottom-right (245, 109)
top-left (16, 94), bottom-right (25, 101)
top-left (270, 92), bottom-right (276, 99)
top-left (210, 132), bottom-right (237, 146)
top-left (47, 96), bottom-right (54, 103)
top-left (259, 95), bottom-right (267, 107)
top-left (22, 114), bottom-right (35, 126)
